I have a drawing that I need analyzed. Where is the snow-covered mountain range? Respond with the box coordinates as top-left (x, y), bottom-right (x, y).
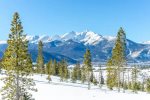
top-left (0, 30), bottom-right (150, 64)
top-left (26, 30), bottom-right (105, 45)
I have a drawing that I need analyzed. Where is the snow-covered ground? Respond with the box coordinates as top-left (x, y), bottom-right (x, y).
top-left (33, 75), bottom-right (150, 100)
top-left (0, 73), bottom-right (150, 100)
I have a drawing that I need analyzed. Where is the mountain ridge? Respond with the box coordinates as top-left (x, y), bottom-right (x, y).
top-left (0, 30), bottom-right (150, 64)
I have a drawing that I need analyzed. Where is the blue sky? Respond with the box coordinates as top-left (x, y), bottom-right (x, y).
top-left (0, 0), bottom-right (150, 42)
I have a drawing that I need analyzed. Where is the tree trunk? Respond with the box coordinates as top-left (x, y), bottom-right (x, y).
top-left (117, 67), bottom-right (120, 92)
top-left (99, 68), bottom-right (103, 88)
top-left (16, 73), bottom-right (20, 100)
top-left (88, 71), bottom-right (91, 90)
top-left (123, 68), bottom-right (125, 93)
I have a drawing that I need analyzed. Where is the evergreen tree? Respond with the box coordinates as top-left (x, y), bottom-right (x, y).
top-left (93, 77), bottom-right (98, 86)
top-left (53, 59), bottom-right (59, 75)
top-left (71, 67), bottom-right (77, 82)
top-left (58, 59), bottom-right (69, 81)
top-left (106, 60), bottom-right (117, 90)
top-left (128, 81), bottom-right (132, 90)
top-left (90, 71), bottom-right (94, 83)
top-left (131, 65), bottom-right (139, 93)
top-left (122, 68), bottom-right (126, 93)
top-left (1, 12), bottom-right (36, 100)
top-left (83, 49), bottom-right (92, 90)
top-left (99, 64), bottom-right (104, 88)
top-left (123, 81), bottom-right (128, 90)
top-left (71, 63), bottom-right (81, 82)
top-left (58, 62), bottom-right (64, 81)
top-left (90, 72), bottom-right (98, 85)
top-left (51, 59), bottom-right (55, 75)
top-left (58, 60), bottom-right (69, 81)
top-left (76, 63), bottom-right (81, 80)
top-left (46, 60), bottom-right (52, 82)
top-left (81, 66), bottom-right (86, 83)
top-left (36, 40), bottom-right (44, 74)
top-left (146, 78), bottom-right (150, 93)
top-left (23, 93), bottom-right (33, 100)
top-left (63, 60), bottom-right (69, 81)
top-left (106, 27), bottom-right (127, 92)
top-left (140, 72), bottom-right (147, 91)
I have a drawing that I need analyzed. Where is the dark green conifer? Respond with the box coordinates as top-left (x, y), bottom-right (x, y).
top-left (131, 65), bottom-right (139, 93)
top-left (146, 78), bottom-right (150, 93)
top-left (81, 66), bottom-right (86, 83)
top-left (106, 27), bottom-right (127, 92)
top-left (1, 12), bottom-right (36, 100)
top-left (46, 60), bottom-right (52, 82)
top-left (83, 49), bottom-right (92, 90)
top-left (36, 41), bottom-right (44, 74)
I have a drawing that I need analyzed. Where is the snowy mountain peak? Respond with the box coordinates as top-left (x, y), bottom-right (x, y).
top-left (103, 36), bottom-right (116, 41)
top-left (38, 35), bottom-right (51, 42)
top-left (24, 30), bottom-right (117, 45)
top-left (51, 35), bottom-right (61, 41)
top-left (26, 35), bottom-right (39, 43)
top-left (143, 41), bottom-right (150, 44)
top-left (26, 35), bottom-right (51, 43)
top-left (60, 30), bottom-right (103, 45)
top-left (78, 31), bottom-right (103, 45)
top-left (0, 40), bottom-right (7, 44)
top-left (61, 31), bottom-right (76, 41)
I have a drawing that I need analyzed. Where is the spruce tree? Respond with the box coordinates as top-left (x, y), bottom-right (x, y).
top-left (99, 64), bottom-right (104, 88)
top-left (46, 60), bottom-right (52, 82)
top-left (51, 59), bottom-right (56, 75)
top-left (123, 81), bottom-right (128, 90)
top-left (146, 78), bottom-right (150, 93)
top-left (71, 66), bottom-right (77, 82)
top-left (128, 81), bottom-right (132, 90)
top-left (90, 71), bottom-right (94, 82)
top-left (36, 40), bottom-right (44, 74)
top-left (131, 65), bottom-right (139, 93)
top-left (140, 72), bottom-right (147, 91)
top-left (106, 27), bottom-right (127, 92)
top-left (1, 12), bottom-right (36, 100)
top-left (76, 63), bottom-right (81, 80)
top-left (83, 49), bottom-right (92, 90)
top-left (54, 59), bottom-right (59, 75)
top-left (93, 77), bottom-right (98, 86)
top-left (81, 66), bottom-right (86, 83)
top-left (106, 60), bottom-right (116, 90)
top-left (71, 63), bottom-right (81, 82)
top-left (58, 62), bottom-right (64, 81)
top-left (62, 59), bottom-right (69, 81)
top-left (121, 67), bottom-right (126, 93)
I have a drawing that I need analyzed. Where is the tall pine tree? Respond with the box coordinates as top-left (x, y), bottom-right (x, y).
top-left (146, 78), bottom-right (150, 93)
top-left (131, 65), bottom-right (139, 93)
top-left (83, 49), bottom-right (92, 90)
top-left (99, 64), bottom-right (104, 88)
top-left (71, 66), bottom-right (77, 82)
top-left (71, 63), bottom-right (81, 82)
top-left (76, 63), bottom-right (81, 80)
top-left (36, 40), bottom-right (44, 74)
top-left (62, 59), bottom-right (69, 81)
top-left (81, 66), bottom-right (86, 83)
top-left (54, 59), bottom-right (59, 75)
top-left (46, 60), bottom-right (52, 82)
top-left (106, 27), bottom-right (127, 92)
top-left (1, 12), bottom-right (36, 100)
